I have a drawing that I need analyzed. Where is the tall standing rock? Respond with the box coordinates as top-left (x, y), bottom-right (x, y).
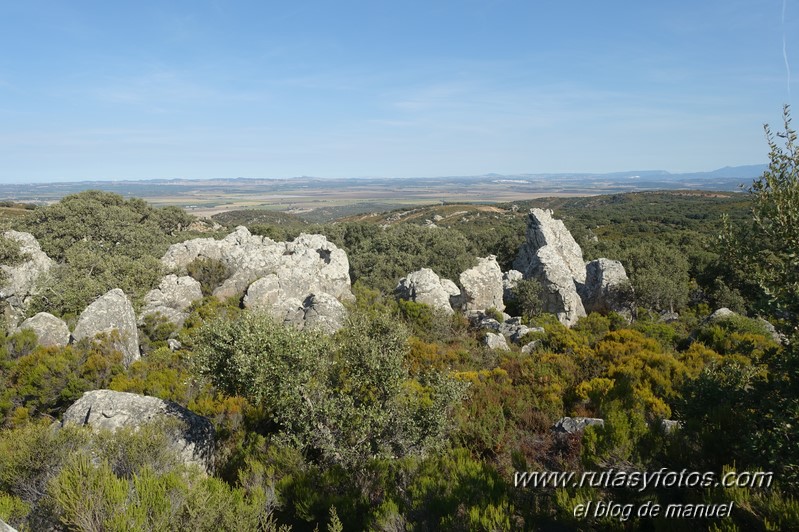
top-left (73, 289), bottom-right (140, 366)
top-left (1, 231), bottom-right (55, 326)
top-left (460, 256), bottom-right (505, 312)
top-left (512, 209), bottom-right (590, 327)
top-left (530, 246), bottom-right (586, 326)
top-left (513, 209), bottom-right (586, 283)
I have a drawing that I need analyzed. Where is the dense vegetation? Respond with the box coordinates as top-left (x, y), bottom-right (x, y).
top-left (1, 114), bottom-right (798, 530)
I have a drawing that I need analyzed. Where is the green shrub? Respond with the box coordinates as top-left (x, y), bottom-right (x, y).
top-left (186, 257), bottom-right (231, 296)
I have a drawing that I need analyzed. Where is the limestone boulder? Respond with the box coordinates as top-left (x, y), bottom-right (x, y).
top-left (579, 258), bottom-right (633, 315)
top-left (484, 332), bottom-right (510, 351)
top-left (459, 256), bottom-right (505, 312)
top-left (17, 312), bottom-right (70, 347)
top-left (553, 417), bottom-right (605, 434)
top-left (1, 231), bottom-right (55, 325)
top-left (302, 293), bottom-right (347, 334)
top-left (243, 274), bottom-right (281, 312)
top-left (502, 269), bottom-right (523, 305)
top-left (706, 307), bottom-right (737, 322)
top-left (60, 390), bottom-right (214, 473)
top-left (498, 317), bottom-right (533, 343)
top-left (73, 289), bottom-right (140, 366)
top-left (396, 268), bottom-right (458, 313)
top-left (140, 274), bottom-right (203, 328)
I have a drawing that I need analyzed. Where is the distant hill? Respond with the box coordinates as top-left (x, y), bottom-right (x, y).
top-left (0, 165), bottom-right (764, 221)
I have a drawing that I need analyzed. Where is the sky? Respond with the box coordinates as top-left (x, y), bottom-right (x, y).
top-left (0, 0), bottom-right (796, 183)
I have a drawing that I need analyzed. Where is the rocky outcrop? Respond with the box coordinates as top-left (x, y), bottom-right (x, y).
top-left (0, 231), bottom-right (55, 326)
top-left (579, 259), bottom-right (633, 315)
top-left (460, 256), bottom-right (505, 312)
top-left (140, 275), bottom-right (203, 328)
top-left (162, 227), bottom-right (354, 322)
top-left (60, 390), bottom-right (214, 473)
top-left (72, 289), bottom-right (140, 366)
top-left (396, 268), bottom-right (461, 314)
top-left (484, 332), bottom-right (510, 351)
top-left (0, 518), bottom-right (17, 532)
top-left (513, 209), bottom-right (633, 327)
top-left (17, 312), bottom-right (70, 347)
top-left (514, 209), bottom-right (586, 283)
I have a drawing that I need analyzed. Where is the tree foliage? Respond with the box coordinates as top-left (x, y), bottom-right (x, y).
top-left (721, 106), bottom-right (799, 330)
top-left (17, 191), bottom-right (195, 318)
top-left (194, 311), bottom-right (465, 471)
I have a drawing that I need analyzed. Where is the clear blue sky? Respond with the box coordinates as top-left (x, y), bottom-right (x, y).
top-left (0, 0), bottom-right (796, 183)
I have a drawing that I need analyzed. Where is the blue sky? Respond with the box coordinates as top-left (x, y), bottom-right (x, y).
top-left (0, 1), bottom-right (796, 183)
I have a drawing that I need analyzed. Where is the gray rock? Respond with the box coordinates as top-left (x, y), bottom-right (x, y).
top-left (460, 256), bottom-right (505, 312)
top-left (659, 311), bottom-right (680, 323)
top-left (141, 274), bottom-right (203, 328)
top-left (579, 258), bottom-right (633, 315)
top-left (512, 211), bottom-right (587, 326)
top-left (521, 340), bottom-right (540, 354)
top-left (396, 268), bottom-right (458, 314)
top-left (1, 231), bottom-right (55, 326)
top-left (303, 293), bottom-right (347, 334)
top-left (660, 419), bottom-right (681, 433)
top-left (441, 278), bottom-right (464, 309)
top-left (60, 390), bottom-right (214, 473)
top-left (476, 317), bottom-right (502, 332)
top-left (484, 332), bottom-right (510, 351)
top-left (0, 518), bottom-right (17, 532)
top-left (17, 312), bottom-right (70, 347)
top-left (213, 269), bottom-right (257, 301)
top-left (502, 269), bottom-right (523, 304)
top-left (243, 274), bottom-right (281, 313)
top-left (758, 318), bottom-right (784, 344)
top-left (73, 289), bottom-right (140, 366)
top-left (161, 227), bottom-right (353, 304)
top-left (498, 317), bottom-right (533, 343)
top-left (529, 246), bottom-right (586, 327)
top-left (553, 417), bottom-right (605, 434)
top-left (514, 209), bottom-right (586, 284)
top-left (706, 307), bottom-right (737, 322)
top-left (167, 338), bottom-right (182, 350)
top-left (279, 297), bottom-right (307, 328)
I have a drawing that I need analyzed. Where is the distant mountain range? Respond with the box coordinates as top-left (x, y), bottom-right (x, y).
top-left (0, 165), bottom-right (767, 215)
